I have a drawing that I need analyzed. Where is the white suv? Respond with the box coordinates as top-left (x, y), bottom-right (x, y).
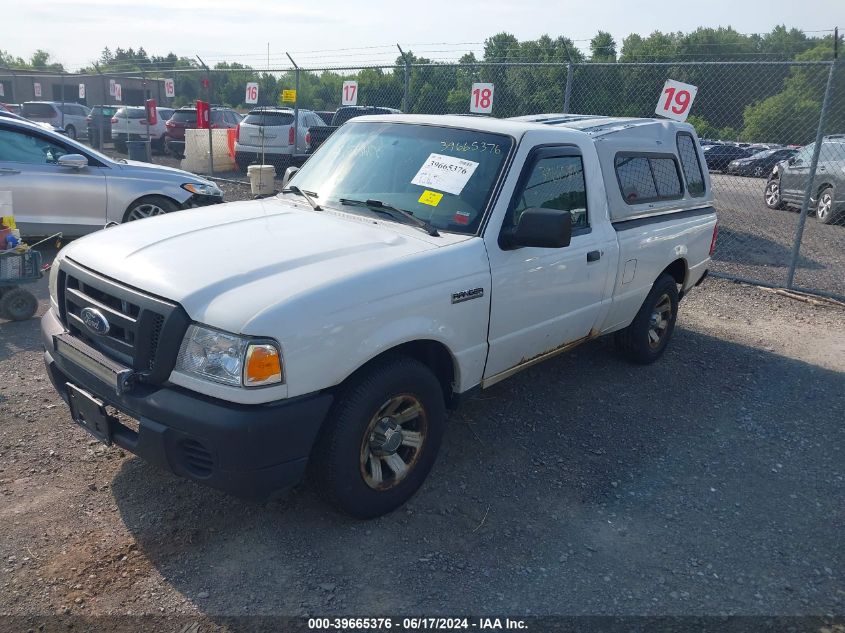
top-left (111, 106), bottom-right (174, 153)
top-left (21, 101), bottom-right (90, 140)
top-left (234, 107), bottom-right (325, 172)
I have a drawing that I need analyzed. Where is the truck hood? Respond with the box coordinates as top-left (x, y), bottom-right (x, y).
top-left (60, 197), bottom-right (452, 332)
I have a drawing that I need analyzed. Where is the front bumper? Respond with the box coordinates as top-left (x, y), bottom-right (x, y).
top-left (183, 193), bottom-right (224, 209)
top-left (41, 308), bottom-right (333, 501)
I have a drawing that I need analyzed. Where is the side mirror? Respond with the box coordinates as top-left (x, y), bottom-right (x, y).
top-left (500, 208), bottom-right (572, 250)
top-left (281, 165), bottom-right (300, 189)
top-left (58, 154), bottom-right (88, 169)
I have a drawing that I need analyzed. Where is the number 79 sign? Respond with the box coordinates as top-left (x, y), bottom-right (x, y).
top-left (655, 79), bottom-right (697, 122)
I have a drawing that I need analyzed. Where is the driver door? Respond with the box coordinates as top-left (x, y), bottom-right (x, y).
top-left (0, 123), bottom-right (107, 236)
top-left (780, 145), bottom-right (813, 203)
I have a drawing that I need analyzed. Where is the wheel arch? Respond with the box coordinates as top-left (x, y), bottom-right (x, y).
top-left (122, 193), bottom-right (183, 222)
top-left (661, 258), bottom-right (688, 287)
top-left (337, 339), bottom-right (459, 409)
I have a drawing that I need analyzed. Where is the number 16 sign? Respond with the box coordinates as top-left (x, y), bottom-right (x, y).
top-left (655, 79), bottom-right (697, 122)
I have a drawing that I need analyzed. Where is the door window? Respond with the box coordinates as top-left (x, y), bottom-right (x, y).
top-left (507, 153), bottom-right (588, 231)
top-left (0, 128), bottom-right (72, 164)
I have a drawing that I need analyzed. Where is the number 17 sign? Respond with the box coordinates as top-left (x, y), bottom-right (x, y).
top-left (656, 79), bottom-right (697, 122)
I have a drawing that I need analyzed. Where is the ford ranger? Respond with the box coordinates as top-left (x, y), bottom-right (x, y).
top-left (42, 113), bottom-right (717, 518)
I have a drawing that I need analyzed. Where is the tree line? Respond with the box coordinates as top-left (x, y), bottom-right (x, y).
top-left (1, 27), bottom-right (842, 144)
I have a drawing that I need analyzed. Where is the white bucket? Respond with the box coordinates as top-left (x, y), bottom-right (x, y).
top-left (248, 165), bottom-right (276, 196)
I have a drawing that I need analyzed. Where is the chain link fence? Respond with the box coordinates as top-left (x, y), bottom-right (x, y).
top-left (1, 59), bottom-right (842, 299)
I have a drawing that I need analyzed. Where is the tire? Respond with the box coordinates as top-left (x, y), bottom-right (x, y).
top-left (311, 355), bottom-right (446, 519)
top-left (615, 274), bottom-right (679, 365)
top-left (123, 195), bottom-right (179, 222)
top-left (764, 178), bottom-right (786, 210)
top-left (0, 288), bottom-right (38, 321)
top-left (65, 125), bottom-right (77, 140)
top-left (815, 187), bottom-right (837, 225)
top-left (115, 138), bottom-right (127, 153)
top-left (753, 165), bottom-right (764, 178)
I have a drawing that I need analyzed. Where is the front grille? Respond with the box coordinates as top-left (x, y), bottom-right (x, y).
top-left (58, 258), bottom-right (188, 384)
top-left (180, 439), bottom-right (214, 477)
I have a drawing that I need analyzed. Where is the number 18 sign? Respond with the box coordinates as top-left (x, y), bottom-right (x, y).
top-left (470, 82), bottom-right (494, 114)
top-left (655, 79), bottom-right (697, 122)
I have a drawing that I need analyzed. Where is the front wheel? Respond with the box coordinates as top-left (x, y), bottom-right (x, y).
top-left (311, 356), bottom-right (446, 518)
top-left (764, 178), bottom-right (786, 210)
top-left (123, 195), bottom-right (179, 222)
top-left (816, 187), bottom-right (838, 225)
top-left (615, 274), bottom-right (679, 365)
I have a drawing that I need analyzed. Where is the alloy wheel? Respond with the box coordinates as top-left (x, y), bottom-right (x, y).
top-left (648, 293), bottom-right (673, 349)
top-left (126, 202), bottom-right (167, 221)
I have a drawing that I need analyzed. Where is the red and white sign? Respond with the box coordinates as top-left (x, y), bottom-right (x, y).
top-left (196, 100), bottom-right (210, 129)
top-left (655, 79), bottom-right (697, 122)
top-left (78, 83), bottom-right (85, 99)
top-left (245, 82), bottom-right (259, 104)
top-left (470, 82), bottom-right (494, 114)
top-left (145, 99), bottom-right (158, 125)
top-left (109, 79), bottom-right (115, 96)
top-left (33, 82), bottom-right (42, 98)
top-left (164, 78), bottom-right (175, 98)
top-left (341, 81), bottom-right (358, 106)
top-left (114, 83), bottom-right (122, 102)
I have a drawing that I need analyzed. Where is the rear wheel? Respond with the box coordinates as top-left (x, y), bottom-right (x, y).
top-left (311, 356), bottom-right (446, 518)
top-left (0, 288), bottom-right (38, 321)
top-left (65, 125), bottom-right (77, 140)
top-left (124, 195), bottom-right (179, 222)
top-left (764, 178), bottom-right (786, 210)
top-left (615, 274), bottom-right (679, 365)
top-left (816, 187), bottom-right (837, 225)
top-left (753, 165), bottom-right (764, 177)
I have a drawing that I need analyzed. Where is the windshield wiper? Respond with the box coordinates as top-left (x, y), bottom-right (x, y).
top-left (338, 198), bottom-right (439, 237)
top-left (282, 185), bottom-right (322, 211)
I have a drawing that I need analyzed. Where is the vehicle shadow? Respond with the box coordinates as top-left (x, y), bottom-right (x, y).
top-left (712, 226), bottom-right (821, 269)
top-left (109, 328), bottom-right (845, 617)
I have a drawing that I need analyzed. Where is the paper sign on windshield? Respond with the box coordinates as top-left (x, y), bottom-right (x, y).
top-left (411, 153), bottom-right (479, 196)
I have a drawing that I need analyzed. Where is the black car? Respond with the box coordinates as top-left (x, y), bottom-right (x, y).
top-left (86, 105), bottom-right (119, 148)
top-left (726, 148), bottom-right (798, 178)
top-left (308, 106), bottom-right (402, 154)
top-left (764, 136), bottom-right (845, 225)
top-left (702, 144), bottom-right (754, 172)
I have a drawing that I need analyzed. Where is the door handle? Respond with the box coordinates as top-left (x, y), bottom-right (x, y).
top-left (0, 168), bottom-right (21, 175)
top-left (587, 250), bottom-right (601, 262)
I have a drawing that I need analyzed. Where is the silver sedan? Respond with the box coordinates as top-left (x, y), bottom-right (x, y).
top-left (0, 117), bottom-right (223, 237)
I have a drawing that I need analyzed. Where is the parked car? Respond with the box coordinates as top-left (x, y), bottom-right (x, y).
top-left (726, 148), bottom-right (798, 177)
top-left (21, 101), bottom-right (90, 140)
top-left (0, 108), bottom-right (66, 135)
top-left (85, 105), bottom-right (119, 148)
top-left (0, 117), bottom-right (223, 236)
top-left (315, 110), bottom-right (335, 125)
top-left (111, 106), bottom-right (175, 152)
top-left (308, 105), bottom-right (402, 154)
top-left (764, 135), bottom-right (845, 224)
top-left (234, 107), bottom-right (325, 172)
top-left (164, 106), bottom-right (242, 157)
top-left (1, 103), bottom-right (22, 115)
top-left (42, 113), bottom-right (716, 518)
top-left (702, 143), bottom-right (754, 171)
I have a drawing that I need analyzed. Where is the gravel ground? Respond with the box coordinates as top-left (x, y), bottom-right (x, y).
top-left (1, 265), bottom-right (843, 628)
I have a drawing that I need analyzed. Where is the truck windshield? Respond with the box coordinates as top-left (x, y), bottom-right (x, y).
top-left (288, 121), bottom-right (513, 234)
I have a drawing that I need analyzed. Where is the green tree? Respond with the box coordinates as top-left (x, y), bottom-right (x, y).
top-left (590, 31), bottom-right (617, 62)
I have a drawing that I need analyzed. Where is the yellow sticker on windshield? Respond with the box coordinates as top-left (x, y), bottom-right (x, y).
top-left (418, 190), bottom-right (443, 207)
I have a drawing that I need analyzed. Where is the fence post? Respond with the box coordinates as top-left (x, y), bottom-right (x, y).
top-left (397, 44), bottom-right (410, 112)
top-left (94, 64), bottom-right (106, 150)
top-left (9, 68), bottom-right (17, 104)
top-left (196, 56), bottom-right (214, 176)
top-left (60, 72), bottom-right (66, 128)
top-left (785, 60), bottom-right (837, 288)
top-left (563, 62), bottom-right (573, 113)
top-left (294, 67), bottom-right (301, 154)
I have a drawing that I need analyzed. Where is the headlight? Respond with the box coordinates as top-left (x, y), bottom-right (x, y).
top-left (182, 182), bottom-right (222, 196)
top-left (174, 324), bottom-right (283, 387)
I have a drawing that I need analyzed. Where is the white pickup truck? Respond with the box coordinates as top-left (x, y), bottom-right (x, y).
top-left (42, 113), bottom-right (717, 518)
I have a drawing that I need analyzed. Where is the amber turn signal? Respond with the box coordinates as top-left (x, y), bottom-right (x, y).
top-left (244, 344), bottom-right (283, 386)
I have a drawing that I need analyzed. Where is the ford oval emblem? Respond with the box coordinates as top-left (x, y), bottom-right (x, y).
top-left (80, 307), bottom-right (110, 336)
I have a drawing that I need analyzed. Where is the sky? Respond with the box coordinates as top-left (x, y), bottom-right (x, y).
top-left (2, 0), bottom-right (843, 69)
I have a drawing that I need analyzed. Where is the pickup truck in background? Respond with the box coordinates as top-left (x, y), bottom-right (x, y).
top-left (307, 105), bottom-right (401, 154)
top-left (43, 113), bottom-right (717, 519)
